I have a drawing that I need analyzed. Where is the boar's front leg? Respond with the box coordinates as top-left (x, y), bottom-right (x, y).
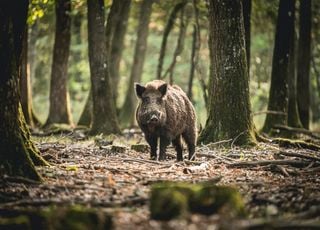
top-left (172, 136), bottom-right (183, 161)
top-left (159, 136), bottom-right (170, 161)
top-left (145, 135), bottom-right (157, 160)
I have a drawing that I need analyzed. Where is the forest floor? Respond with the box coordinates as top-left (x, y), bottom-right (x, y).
top-left (1, 129), bottom-right (320, 229)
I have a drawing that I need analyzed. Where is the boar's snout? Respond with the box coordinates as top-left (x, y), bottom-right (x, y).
top-left (148, 114), bottom-right (159, 124)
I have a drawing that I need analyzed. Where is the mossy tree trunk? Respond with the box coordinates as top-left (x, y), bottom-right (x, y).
top-left (45, 0), bottom-right (73, 126)
top-left (0, 0), bottom-right (48, 181)
top-left (262, 0), bottom-right (294, 134)
top-left (120, 0), bottom-right (154, 128)
top-left (87, 0), bottom-right (121, 135)
top-left (297, 0), bottom-right (311, 129)
top-left (197, 0), bottom-right (256, 146)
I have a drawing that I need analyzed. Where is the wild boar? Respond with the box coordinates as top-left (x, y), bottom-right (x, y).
top-left (135, 80), bottom-right (197, 161)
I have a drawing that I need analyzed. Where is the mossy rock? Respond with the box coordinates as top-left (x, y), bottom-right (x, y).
top-left (150, 182), bottom-right (246, 220)
top-left (189, 185), bottom-right (246, 216)
top-left (150, 185), bottom-right (190, 220)
top-left (131, 144), bottom-right (150, 153)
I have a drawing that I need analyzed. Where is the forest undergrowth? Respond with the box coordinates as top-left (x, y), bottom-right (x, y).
top-left (1, 129), bottom-right (320, 229)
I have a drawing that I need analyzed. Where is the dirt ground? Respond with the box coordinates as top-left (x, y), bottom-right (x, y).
top-left (1, 130), bottom-right (320, 229)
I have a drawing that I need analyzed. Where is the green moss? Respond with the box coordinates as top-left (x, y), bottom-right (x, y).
top-left (190, 185), bottom-right (246, 217)
top-left (150, 186), bottom-right (189, 220)
top-left (0, 216), bottom-right (31, 230)
top-left (0, 206), bottom-right (112, 230)
top-left (150, 182), bottom-right (246, 220)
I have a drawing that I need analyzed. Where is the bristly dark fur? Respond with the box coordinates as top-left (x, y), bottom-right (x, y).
top-left (135, 80), bottom-right (197, 161)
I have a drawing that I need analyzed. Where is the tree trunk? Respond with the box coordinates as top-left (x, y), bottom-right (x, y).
top-left (262, 0), bottom-right (294, 134)
top-left (157, 1), bottom-right (187, 80)
top-left (165, 6), bottom-right (190, 84)
top-left (287, 2), bottom-right (303, 128)
top-left (119, 0), bottom-right (154, 127)
top-left (297, 0), bottom-right (311, 129)
top-left (77, 88), bottom-right (92, 127)
top-left (242, 0), bottom-right (251, 71)
top-left (46, 0), bottom-right (73, 126)
top-left (20, 27), bottom-right (34, 127)
top-left (87, 0), bottom-right (121, 135)
top-left (71, 10), bottom-right (82, 83)
top-left (197, 0), bottom-right (256, 146)
top-left (187, 0), bottom-right (201, 101)
top-left (0, 1), bottom-right (47, 181)
top-left (109, 0), bottom-right (131, 106)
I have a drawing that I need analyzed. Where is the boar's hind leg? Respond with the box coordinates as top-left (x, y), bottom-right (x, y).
top-left (146, 135), bottom-right (157, 160)
top-left (172, 136), bottom-right (183, 161)
top-left (182, 131), bottom-right (196, 160)
top-left (159, 136), bottom-right (170, 161)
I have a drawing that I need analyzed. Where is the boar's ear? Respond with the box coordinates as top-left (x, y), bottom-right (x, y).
top-left (135, 83), bottom-right (146, 98)
top-left (158, 83), bottom-right (168, 97)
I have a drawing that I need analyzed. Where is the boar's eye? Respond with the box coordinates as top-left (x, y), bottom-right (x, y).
top-left (142, 97), bottom-right (150, 103)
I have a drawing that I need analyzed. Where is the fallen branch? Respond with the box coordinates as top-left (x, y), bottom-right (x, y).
top-left (240, 218), bottom-right (320, 229)
top-left (278, 151), bottom-right (320, 162)
top-left (1, 176), bottom-right (41, 185)
top-left (273, 165), bottom-right (290, 177)
top-left (273, 125), bottom-right (320, 139)
top-left (229, 159), bottom-right (312, 168)
top-left (273, 138), bottom-right (320, 151)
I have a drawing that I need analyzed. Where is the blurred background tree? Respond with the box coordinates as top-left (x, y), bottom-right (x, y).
top-left (27, 0), bottom-right (320, 133)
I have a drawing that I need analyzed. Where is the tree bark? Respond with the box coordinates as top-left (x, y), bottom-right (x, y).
top-left (287, 2), bottom-right (302, 128)
top-left (87, 0), bottom-right (121, 135)
top-left (197, 0), bottom-right (256, 146)
top-left (262, 0), bottom-right (294, 134)
top-left (46, 0), bottom-right (73, 126)
top-left (20, 27), bottom-right (34, 127)
top-left (119, 0), bottom-right (154, 127)
top-left (0, 0), bottom-right (47, 181)
top-left (297, 0), bottom-right (311, 129)
top-left (242, 0), bottom-right (251, 72)
top-left (77, 88), bottom-right (92, 127)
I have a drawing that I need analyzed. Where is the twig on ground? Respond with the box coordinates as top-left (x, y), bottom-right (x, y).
top-left (121, 158), bottom-right (171, 165)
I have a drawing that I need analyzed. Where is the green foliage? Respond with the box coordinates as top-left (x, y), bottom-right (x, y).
top-left (28, 0), bottom-right (54, 25)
